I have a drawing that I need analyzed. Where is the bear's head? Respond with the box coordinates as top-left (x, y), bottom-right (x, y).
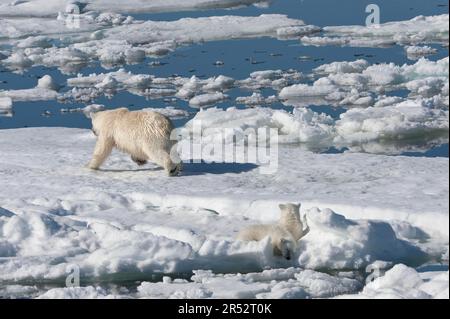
top-left (274, 238), bottom-right (297, 261)
top-left (279, 203), bottom-right (301, 223)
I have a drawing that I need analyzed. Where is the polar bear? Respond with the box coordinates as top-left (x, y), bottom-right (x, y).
top-left (278, 203), bottom-right (309, 241)
top-left (88, 108), bottom-right (182, 176)
top-left (236, 203), bottom-right (309, 260)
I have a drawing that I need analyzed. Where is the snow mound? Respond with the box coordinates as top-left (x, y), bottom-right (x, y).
top-left (338, 264), bottom-right (449, 299)
top-left (299, 208), bottom-right (428, 269)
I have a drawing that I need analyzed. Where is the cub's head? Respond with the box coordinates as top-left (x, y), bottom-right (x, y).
top-left (90, 108), bottom-right (128, 137)
top-left (274, 238), bottom-right (297, 261)
top-left (279, 203), bottom-right (301, 222)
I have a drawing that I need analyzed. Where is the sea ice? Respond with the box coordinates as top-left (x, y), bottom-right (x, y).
top-left (301, 14), bottom-right (449, 48)
top-left (0, 75), bottom-right (58, 102)
top-left (0, 0), bottom-right (271, 17)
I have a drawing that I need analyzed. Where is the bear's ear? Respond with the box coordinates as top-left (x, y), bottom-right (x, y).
top-left (279, 204), bottom-right (287, 211)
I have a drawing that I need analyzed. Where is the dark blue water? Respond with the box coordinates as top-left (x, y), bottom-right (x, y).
top-left (0, 0), bottom-right (448, 157)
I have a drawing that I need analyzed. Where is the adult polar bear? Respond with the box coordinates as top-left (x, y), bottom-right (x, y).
top-left (88, 108), bottom-right (182, 176)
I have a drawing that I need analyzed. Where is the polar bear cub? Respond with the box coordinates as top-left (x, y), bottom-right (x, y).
top-left (236, 203), bottom-right (309, 260)
top-left (88, 108), bottom-right (181, 176)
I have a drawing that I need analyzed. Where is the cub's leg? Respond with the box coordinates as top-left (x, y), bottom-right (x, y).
top-left (88, 137), bottom-right (114, 170)
top-left (300, 215), bottom-right (310, 238)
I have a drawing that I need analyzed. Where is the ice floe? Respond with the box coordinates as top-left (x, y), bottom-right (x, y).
top-left (334, 100), bottom-right (449, 144)
top-left (136, 267), bottom-right (361, 299)
top-left (301, 14), bottom-right (449, 48)
top-left (280, 57), bottom-right (449, 107)
top-left (0, 0), bottom-right (271, 17)
top-left (60, 104), bottom-right (105, 117)
top-left (0, 14), bottom-right (310, 72)
top-left (0, 75), bottom-right (58, 101)
top-left (189, 92), bottom-right (229, 108)
top-left (141, 106), bottom-right (190, 119)
top-left (338, 264), bottom-right (449, 299)
top-left (0, 97), bottom-right (13, 116)
top-left (405, 46), bottom-right (438, 60)
top-left (183, 103), bottom-right (448, 150)
top-left (236, 92), bottom-right (278, 107)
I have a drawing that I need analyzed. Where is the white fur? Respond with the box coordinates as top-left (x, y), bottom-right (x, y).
top-left (88, 108), bottom-right (181, 176)
top-left (236, 203), bottom-right (309, 260)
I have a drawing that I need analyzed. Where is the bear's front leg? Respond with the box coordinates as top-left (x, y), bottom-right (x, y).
top-left (88, 137), bottom-right (113, 170)
top-left (131, 156), bottom-right (148, 166)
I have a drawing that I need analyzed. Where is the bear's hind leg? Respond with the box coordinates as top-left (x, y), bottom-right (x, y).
top-left (143, 146), bottom-right (180, 176)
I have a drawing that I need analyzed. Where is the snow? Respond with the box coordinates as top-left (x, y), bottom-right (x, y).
top-left (0, 4), bottom-right (448, 299)
top-left (37, 286), bottom-right (116, 299)
top-left (0, 128), bottom-right (447, 282)
top-left (297, 208), bottom-right (427, 269)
